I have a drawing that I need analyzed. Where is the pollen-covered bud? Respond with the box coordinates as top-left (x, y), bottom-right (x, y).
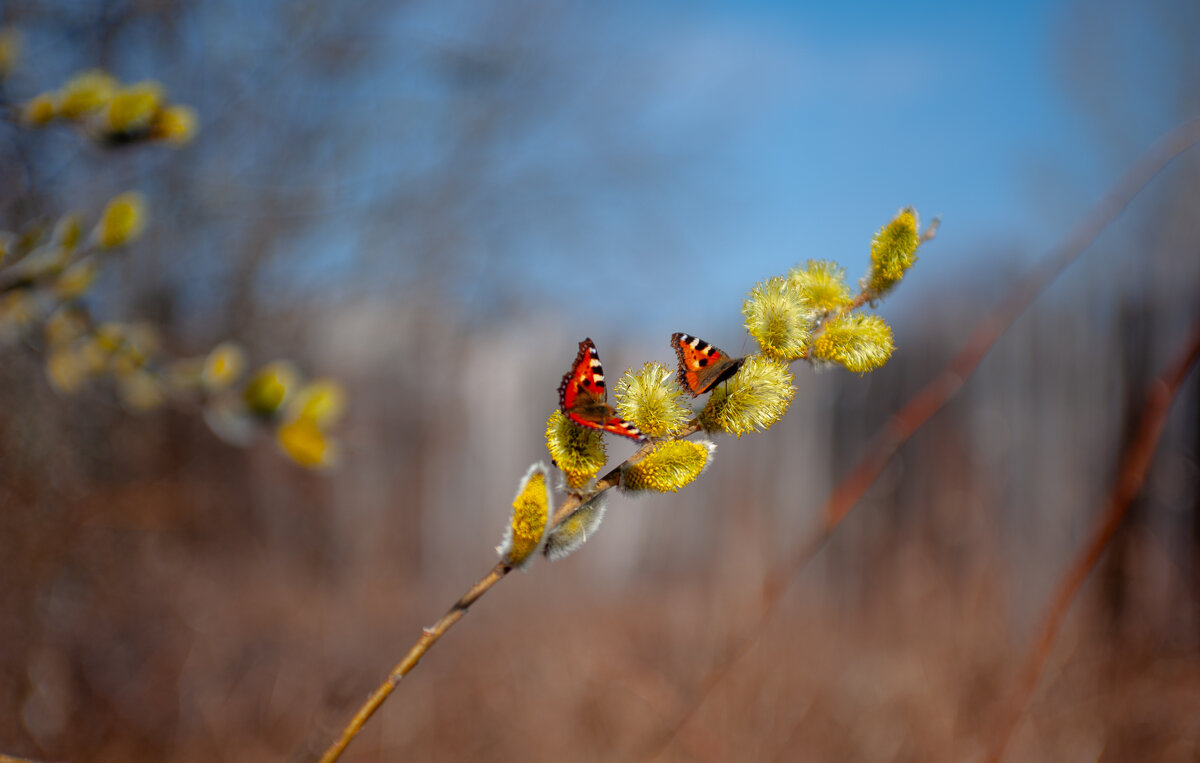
top-left (52, 214), bottom-right (83, 250)
top-left (104, 81), bottom-right (164, 135)
top-left (203, 341), bottom-right (246, 392)
top-left (53, 259), bottom-right (98, 300)
top-left (244, 361), bottom-right (299, 417)
top-left (868, 208), bottom-right (920, 294)
top-left (545, 410), bottom-right (606, 489)
top-left (811, 314), bottom-right (894, 373)
top-left (498, 463), bottom-right (553, 568)
top-left (57, 70), bottom-right (117, 120)
top-left (699, 354), bottom-right (795, 437)
top-left (150, 105), bottom-right (198, 146)
top-left (288, 379), bottom-right (346, 429)
top-left (615, 361), bottom-right (690, 438)
top-left (93, 192), bottom-right (147, 248)
top-left (788, 260), bottom-right (852, 312)
top-left (742, 276), bottom-right (813, 361)
top-left (620, 439), bottom-right (715, 493)
top-left (544, 493), bottom-right (608, 561)
top-left (22, 93), bottom-right (56, 125)
top-left (275, 378), bottom-right (345, 469)
top-left (276, 415), bottom-right (339, 469)
top-left (0, 28), bottom-right (20, 81)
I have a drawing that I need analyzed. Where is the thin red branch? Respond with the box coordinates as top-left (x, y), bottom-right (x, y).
top-left (985, 315), bottom-right (1200, 763)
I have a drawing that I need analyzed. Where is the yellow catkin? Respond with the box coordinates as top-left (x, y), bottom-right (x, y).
top-left (811, 314), bottom-right (895, 373)
top-left (276, 416), bottom-right (335, 468)
top-left (203, 342), bottom-right (246, 391)
top-left (699, 354), bottom-right (795, 437)
top-left (742, 276), bottom-right (812, 361)
top-left (615, 361), bottom-right (690, 438)
top-left (151, 105), bottom-right (198, 145)
top-left (57, 70), bottom-right (117, 119)
top-left (788, 260), bottom-right (852, 312)
top-left (545, 410), bottom-right (606, 488)
top-left (621, 440), bottom-right (715, 493)
top-left (244, 361), bottom-right (298, 416)
top-left (290, 380), bottom-right (346, 427)
top-left (105, 81), bottom-right (164, 134)
top-left (22, 93), bottom-right (56, 125)
top-left (499, 464), bottom-right (552, 567)
top-left (95, 192), bottom-right (147, 248)
top-left (869, 208), bottom-right (920, 293)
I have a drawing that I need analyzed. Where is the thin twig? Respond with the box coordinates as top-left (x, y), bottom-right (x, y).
top-left (316, 562), bottom-right (511, 763)
top-left (640, 116), bottom-right (1200, 762)
top-left (316, 427), bottom-right (690, 763)
top-left (984, 315), bottom-right (1200, 763)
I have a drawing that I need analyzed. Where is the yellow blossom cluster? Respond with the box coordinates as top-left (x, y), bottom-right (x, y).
top-left (524, 207), bottom-right (925, 565)
top-left (615, 361), bottom-right (691, 438)
top-left (621, 440), bottom-right (715, 493)
top-left (545, 410), bottom-right (607, 488)
top-left (497, 464), bottom-right (553, 568)
top-left (22, 68), bottom-right (197, 147)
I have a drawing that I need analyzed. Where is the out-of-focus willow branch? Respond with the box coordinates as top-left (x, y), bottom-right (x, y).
top-left (985, 315), bottom-right (1200, 762)
top-left (640, 116), bottom-right (1200, 763)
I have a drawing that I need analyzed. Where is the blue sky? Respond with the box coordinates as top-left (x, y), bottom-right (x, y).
top-left (23, 0), bottom-right (1177, 340)
top-left (493, 0), bottom-right (1134, 338)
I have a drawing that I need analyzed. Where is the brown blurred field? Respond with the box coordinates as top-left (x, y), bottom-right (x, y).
top-left (2, 2), bottom-right (1199, 762)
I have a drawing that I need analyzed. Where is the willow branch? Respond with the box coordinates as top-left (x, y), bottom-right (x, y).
top-left (984, 315), bottom-right (1200, 763)
top-left (316, 561), bottom-right (511, 763)
top-left (317, 422), bottom-right (696, 763)
top-left (641, 116), bottom-right (1200, 763)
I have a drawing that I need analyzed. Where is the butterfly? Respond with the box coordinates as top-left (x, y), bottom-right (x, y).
top-left (671, 332), bottom-right (746, 396)
top-left (558, 338), bottom-right (645, 441)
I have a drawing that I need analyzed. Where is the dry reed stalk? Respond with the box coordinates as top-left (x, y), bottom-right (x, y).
top-left (984, 316), bottom-right (1200, 763)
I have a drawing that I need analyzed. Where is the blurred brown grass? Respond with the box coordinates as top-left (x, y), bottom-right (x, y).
top-left (3, 300), bottom-right (1199, 761)
top-left (5, 506), bottom-right (1200, 763)
top-left (3, 2), bottom-right (1200, 761)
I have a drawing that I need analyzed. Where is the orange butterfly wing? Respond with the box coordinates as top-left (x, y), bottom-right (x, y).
top-left (558, 338), bottom-right (644, 441)
top-left (671, 332), bottom-right (745, 396)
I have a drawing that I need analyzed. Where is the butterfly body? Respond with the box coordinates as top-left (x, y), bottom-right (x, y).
top-left (671, 332), bottom-right (745, 396)
top-left (559, 338), bottom-right (645, 441)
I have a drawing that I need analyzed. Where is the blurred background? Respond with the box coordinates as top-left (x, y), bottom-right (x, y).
top-left (1, 0), bottom-right (1199, 761)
